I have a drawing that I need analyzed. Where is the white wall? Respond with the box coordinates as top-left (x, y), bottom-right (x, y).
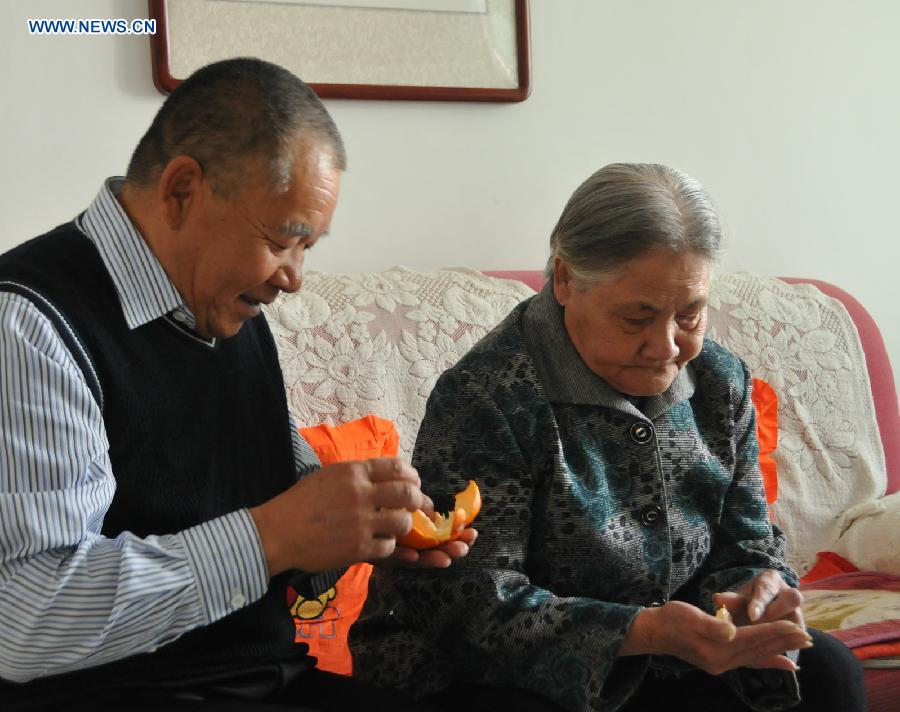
top-left (2, 0), bottom-right (898, 389)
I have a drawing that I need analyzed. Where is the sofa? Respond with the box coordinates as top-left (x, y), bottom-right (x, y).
top-left (263, 267), bottom-right (899, 711)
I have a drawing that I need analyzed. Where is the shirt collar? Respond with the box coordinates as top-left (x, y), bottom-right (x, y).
top-left (521, 282), bottom-right (696, 419)
top-left (77, 177), bottom-right (192, 331)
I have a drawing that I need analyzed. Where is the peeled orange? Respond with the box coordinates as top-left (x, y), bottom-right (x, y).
top-left (398, 480), bottom-right (481, 549)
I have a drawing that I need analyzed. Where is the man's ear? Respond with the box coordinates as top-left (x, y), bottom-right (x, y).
top-left (552, 257), bottom-right (574, 305)
top-left (157, 156), bottom-right (205, 229)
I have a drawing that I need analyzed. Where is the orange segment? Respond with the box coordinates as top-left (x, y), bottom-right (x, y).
top-left (399, 509), bottom-right (443, 549)
top-left (398, 481), bottom-right (481, 549)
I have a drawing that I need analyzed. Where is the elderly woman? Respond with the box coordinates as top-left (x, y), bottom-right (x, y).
top-left (350, 164), bottom-right (865, 711)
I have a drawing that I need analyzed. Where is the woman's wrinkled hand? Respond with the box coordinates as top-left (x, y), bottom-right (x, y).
top-left (620, 598), bottom-right (811, 675)
top-left (714, 569), bottom-right (805, 629)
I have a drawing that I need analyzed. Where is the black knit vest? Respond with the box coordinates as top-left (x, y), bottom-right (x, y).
top-left (0, 222), bottom-right (310, 705)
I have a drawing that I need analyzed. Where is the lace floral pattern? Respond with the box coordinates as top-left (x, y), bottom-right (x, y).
top-left (266, 269), bottom-right (886, 576)
top-left (707, 273), bottom-right (885, 574)
top-left (264, 268), bottom-right (535, 460)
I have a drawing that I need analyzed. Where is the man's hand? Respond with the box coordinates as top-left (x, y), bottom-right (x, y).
top-left (388, 527), bottom-right (478, 568)
top-left (620, 599), bottom-right (811, 675)
top-left (379, 489), bottom-right (478, 568)
top-left (249, 458), bottom-right (426, 576)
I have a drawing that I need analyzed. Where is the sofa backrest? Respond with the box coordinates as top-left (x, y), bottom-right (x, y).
top-left (266, 268), bottom-right (893, 577)
top-left (264, 267), bottom-right (535, 460)
top-left (484, 271), bottom-right (899, 498)
top-left (779, 278), bottom-right (899, 496)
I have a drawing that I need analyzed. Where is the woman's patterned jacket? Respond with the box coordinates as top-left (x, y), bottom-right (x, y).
top-left (352, 285), bottom-right (800, 712)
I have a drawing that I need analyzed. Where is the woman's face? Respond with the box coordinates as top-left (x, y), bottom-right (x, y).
top-left (553, 248), bottom-right (711, 397)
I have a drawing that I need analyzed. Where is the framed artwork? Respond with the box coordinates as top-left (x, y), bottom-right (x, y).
top-left (149, 0), bottom-right (530, 102)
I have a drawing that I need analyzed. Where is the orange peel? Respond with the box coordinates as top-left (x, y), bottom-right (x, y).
top-left (398, 480), bottom-right (481, 549)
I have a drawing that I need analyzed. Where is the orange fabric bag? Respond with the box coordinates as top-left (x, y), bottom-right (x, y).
top-left (288, 415), bottom-right (400, 676)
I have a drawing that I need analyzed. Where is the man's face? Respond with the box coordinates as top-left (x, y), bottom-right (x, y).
top-left (180, 142), bottom-right (340, 339)
top-left (553, 248), bottom-right (711, 397)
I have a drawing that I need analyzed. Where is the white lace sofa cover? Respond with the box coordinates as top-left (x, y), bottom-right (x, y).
top-left (263, 268), bottom-right (887, 576)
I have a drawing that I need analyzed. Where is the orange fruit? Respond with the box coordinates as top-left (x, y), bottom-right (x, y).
top-left (398, 480), bottom-right (481, 549)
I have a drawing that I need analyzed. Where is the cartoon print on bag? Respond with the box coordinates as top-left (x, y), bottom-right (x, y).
top-left (290, 585), bottom-right (341, 640)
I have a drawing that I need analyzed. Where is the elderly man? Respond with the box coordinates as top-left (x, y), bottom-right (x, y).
top-left (0, 58), bottom-right (463, 711)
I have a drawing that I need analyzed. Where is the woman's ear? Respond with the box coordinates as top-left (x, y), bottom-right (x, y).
top-left (157, 156), bottom-right (205, 230)
top-left (553, 257), bottom-right (574, 305)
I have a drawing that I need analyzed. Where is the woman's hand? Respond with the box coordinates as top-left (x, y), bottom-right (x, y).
top-left (714, 569), bottom-right (805, 629)
top-left (620, 597), bottom-right (811, 675)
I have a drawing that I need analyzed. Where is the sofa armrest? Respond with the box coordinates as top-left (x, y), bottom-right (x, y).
top-left (782, 278), bottom-right (899, 495)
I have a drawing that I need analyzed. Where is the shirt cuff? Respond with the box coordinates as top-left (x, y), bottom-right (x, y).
top-left (179, 509), bottom-right (270, 625)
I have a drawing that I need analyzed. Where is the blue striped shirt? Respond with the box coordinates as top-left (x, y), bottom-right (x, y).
top-left (0, 178), bottom-right (319, 684)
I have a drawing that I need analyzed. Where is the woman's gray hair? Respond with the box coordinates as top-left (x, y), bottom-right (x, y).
top-left (545, 163), bottom-right (722, 284)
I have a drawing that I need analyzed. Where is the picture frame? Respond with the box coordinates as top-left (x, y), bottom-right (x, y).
top-left (148, 0), bottom-right (530, 102)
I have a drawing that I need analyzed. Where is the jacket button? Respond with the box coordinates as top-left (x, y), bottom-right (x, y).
top-left (640, 505), bottom-right (663, 526)
top-left (630, 422), bottom-right (653, 444)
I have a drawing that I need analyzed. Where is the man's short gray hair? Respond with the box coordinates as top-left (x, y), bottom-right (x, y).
top-left (545, 163), bottom-right (722, 284)
top-left (126, 57), bottom-right (346, 198)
